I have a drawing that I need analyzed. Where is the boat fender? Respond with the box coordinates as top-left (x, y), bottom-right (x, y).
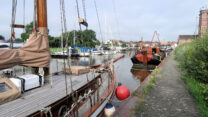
top-left (115, 83), bottom-right (130, 101)
top-left (104, 103), bottom-right (115, 117)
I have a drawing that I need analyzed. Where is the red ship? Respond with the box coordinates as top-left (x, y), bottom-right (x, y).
top-left (131, 31), bottom-right (165, 66)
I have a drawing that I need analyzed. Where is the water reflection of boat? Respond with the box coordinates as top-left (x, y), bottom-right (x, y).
top-left (130, 64), bottom-right (152, 81)
top-left (79, 57), bottom-right (90, 66)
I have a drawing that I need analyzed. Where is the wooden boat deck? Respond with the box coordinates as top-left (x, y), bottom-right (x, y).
top-left (0, 72), bottom-right (99, 117)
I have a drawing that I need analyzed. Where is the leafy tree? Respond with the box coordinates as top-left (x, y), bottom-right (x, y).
top-left (61, 29), bottom-right (99, 48)
top-left (113, 42), bottom-right (119, 46)
top-left (14, 38), bottom-right (24, 43)
top-left (96, 40), bottom-right (101, 46)
top-left (21, 22), bottom-right (33, 41)
top-left (107, 41), bottom-right (111, 47)
top-left (0, 35), bottom-right (5, 40)
top-left (122, 43), bottom-right (127, 47)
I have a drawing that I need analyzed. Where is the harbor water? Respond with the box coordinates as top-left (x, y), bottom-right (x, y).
top-left (0, 50), bottom-right (153, 114)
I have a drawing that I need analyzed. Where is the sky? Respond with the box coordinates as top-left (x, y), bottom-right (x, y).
top-left (0, 0), bottom-right (208, 42)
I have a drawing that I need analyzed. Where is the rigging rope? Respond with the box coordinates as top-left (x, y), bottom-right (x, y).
top-left (23, 0), bottom-right (25, 33)
top-left (93, 0), bottom-right (103, 44)
top-left (22, 0), bottom-right (26, 74)
top-left (75, 0), bottom-right (82, 31)
top-left (33, 0), bottom-right (37, 32)
top-left (82, 0), bottom-right (87, 30)
top-left (112, 0), bottom-right (121, 40)
top-left (75, 0), bottom-right (87, 47)
top-left (10, 0), bottom-right (18, 49)
top-left (59, 0), bottom-right (69, 96)
top-left (59, 1), bottom-right (77, 116)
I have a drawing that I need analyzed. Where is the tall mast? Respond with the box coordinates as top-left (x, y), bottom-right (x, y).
top-left (36, 0), bottom-right (49, 75)
top-left (37, 0), bottom-right (48, 34)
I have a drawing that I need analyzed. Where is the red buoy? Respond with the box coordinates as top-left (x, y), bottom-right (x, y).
top-left (115, 83), bottom-right (130, 100)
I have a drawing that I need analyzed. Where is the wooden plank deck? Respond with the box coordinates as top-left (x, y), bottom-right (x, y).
top-left (0, 72), bottom-right (99, 117)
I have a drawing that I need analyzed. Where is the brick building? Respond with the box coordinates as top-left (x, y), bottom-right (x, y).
top-left (199, 9), bottom-right (208, 37)
top-left (178, 35), bottom-right (198, 45)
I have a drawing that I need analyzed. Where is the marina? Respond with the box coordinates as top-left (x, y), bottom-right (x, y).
top-left (1, 0), bottom-right (208, 117)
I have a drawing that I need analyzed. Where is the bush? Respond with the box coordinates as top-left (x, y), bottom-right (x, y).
top-left (175, 35), bottom-right (208, 83)
top-left (175, 35), bottom-right (208, 117)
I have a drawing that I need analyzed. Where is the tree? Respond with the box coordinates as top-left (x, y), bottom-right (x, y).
top-left (122, 43), bottom-right (127, 47)
top-left (0, 35), bottom-right (5, 40)
top-left (113, 42), bottom-right (119, 46)
top-left (61, 29), bottom-right (99, 48)
top-left (21, 22), bottom-right (33, 42)
top-left (14, 38), bottom-right (24, 43)
top-left (21, 22), bottom-right (56, 46)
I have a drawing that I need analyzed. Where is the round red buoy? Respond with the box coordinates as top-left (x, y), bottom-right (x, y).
top-left (115, 83), bottom-right (130, 100)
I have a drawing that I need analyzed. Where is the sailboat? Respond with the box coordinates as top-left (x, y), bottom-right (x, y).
top-left (0, 0), bottom-right (119, 116)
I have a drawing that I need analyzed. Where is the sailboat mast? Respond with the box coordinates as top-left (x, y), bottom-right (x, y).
top-left (37, 0), bottom-right (48, 34)
top-left (36, 0), bottom-right (49, 75)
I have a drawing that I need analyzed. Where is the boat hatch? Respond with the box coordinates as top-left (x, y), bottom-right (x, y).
top-left (0, 78), bottom-right (21, 104)
top-left (0, 82), bottom-right (10, 93)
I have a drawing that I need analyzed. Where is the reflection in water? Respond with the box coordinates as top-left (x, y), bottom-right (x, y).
top-left (112, 50), bottom-right (157, 114)
top-left (130, 68), bottom-right (151, 82)
top-left (50, 54), bottom-right (117, 73)
top-left (130, 64), bottom-right (155, 82)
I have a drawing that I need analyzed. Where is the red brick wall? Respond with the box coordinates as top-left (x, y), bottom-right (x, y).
top-left (199, 10), bottom-right (208, 37)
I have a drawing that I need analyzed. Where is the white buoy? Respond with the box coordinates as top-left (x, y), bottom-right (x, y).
top-left (104, 103), bottom-right (115, 117)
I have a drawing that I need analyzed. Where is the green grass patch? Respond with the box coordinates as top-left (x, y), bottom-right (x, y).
top-left (50, 48), bottom-right (67, 52)
top-left (174, 34), bottom-right (208, 117)
top-left (150, 77), bottom-right (156, 84)
top-left (182, 74), bottom-right (208, 117)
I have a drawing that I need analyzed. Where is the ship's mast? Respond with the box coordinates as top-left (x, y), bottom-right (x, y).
top-left (37, 0), bottom-right (48, 35)
top-left (36, 0), bottom-right (49, 75)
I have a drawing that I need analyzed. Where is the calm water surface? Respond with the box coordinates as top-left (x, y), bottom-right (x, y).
top-left (0, 50), bottom-right (152, 114)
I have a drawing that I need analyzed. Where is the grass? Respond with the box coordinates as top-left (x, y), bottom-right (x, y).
top-left (150, 77), bottom-right (156, 84)
top-left (50, 48), bottom-right (67, 52)
top-left (182, 74), bottom-right (208, 117)
top-left (174, 40), bottom-right (208, 117)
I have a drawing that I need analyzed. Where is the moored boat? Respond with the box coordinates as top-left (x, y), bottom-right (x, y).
top-left (0, 0), bottom-right (122, 117)
top-left (91, 48), bottom-right (102, 55)
top-left (131, 31), bottom-right (164, 66)
top-left (131, 47), bottom-right (161, 65)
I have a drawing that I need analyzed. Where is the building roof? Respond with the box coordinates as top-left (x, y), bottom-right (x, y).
top-left (160, 40), bottom-right (168, 45)
top-left (129, 41), bottom-right (135, 44)
top-left (178, 35), bottom-right (198, 40)
top-left (200, 9), bottom-right (208, 14)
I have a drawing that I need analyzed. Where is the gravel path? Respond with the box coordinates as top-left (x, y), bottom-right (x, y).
top-left (134, 53), bottom-right (200, 117)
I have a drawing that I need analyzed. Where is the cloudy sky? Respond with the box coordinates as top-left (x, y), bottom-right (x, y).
top-left (0, 0), bottom-right (208, 42)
